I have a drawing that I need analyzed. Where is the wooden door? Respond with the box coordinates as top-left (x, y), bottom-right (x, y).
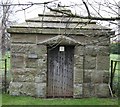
top-left (47, 45), bottom-right (74, 98)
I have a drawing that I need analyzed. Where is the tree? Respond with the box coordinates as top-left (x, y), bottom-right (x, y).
top-left (0, 0), bottom-right (13, 56)
top-left (110, 42), bottom-right (120, 54)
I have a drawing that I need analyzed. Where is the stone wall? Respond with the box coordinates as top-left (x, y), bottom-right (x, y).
top-left (74, 46), bottom-right (84, 98)
top-left (9, 33), bottom-right (110, 98)
top-left (9, 34), bottom-right (47, 97)
top-left (73, 44), bottom-right (110, 98)
top-left (83, 44), bottom-right (110, 97)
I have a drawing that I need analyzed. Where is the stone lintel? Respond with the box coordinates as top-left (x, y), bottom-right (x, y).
top-left (8, 27), bottom-right (113, 36)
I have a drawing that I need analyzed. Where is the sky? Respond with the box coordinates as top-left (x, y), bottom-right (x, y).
top-left (12, 0), bottom-right (86, 22)
top-left (8, 0), bottom-right (120, 23)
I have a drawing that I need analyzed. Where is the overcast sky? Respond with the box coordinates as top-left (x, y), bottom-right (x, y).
top-left (8, 0), bottom-right (120, 23)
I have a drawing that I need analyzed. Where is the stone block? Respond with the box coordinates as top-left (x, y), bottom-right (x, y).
top-left (74, 55), bottom-right (83, 69)
top-left (25, 68), bottom-right (37, 75)
top-left (37, 45), bottom-right (47, 58)
top-left (26, 58), bottom-right (37, 68)
top-left (85, 36), bottom-right (110, 46)
top-left (37, 58), bottom-right (47, 68)
top-left (103, 71), bottom-right (109, 83)
top-left (13, 74), bottom-right (35, 82)
top-left (91, 71), bottom-right (103, 83)
top-left (11, 54), bottom-right (25, 68)
top-left (74, 46), bottom-right (84, 56)
top-left (85, 46), bottom-right (97, 56)
top-left (74, 68), bottom-right (83, 83)
top-left (37, 35), bottom-right (54, 43)
top-left (9, 82), bottom-right (23, 96)
top-left (35, 83), bottom-right (46, 97)
top-left (35, 74), bottom-right (46, 83)
top-left (95, 84), bottom-right (110, 97)
top-left (38, 54), bottom-right (47, 61)
top-left (97, 37), bottom-right (110, 46)
top-left (20, 82), bottom-right (36, 96)
top-left (11, 34), bottom-right (37, 43)
top-left (84, 69), bottom-right (93, 83)
top-left (11, 68), bottom-right (37, 75)
top-left (9, 82), bottom-right (36, 96)
top-left (91, 70), bottom-right (109, 84)
top-left (37, 68), bottom-right (47, 75)
top-left (84, 56), bottom-right (96, 69)
top-left (74, 36), bottom-right (85, 43)
top-left (37, 58), bottom-right (47, 74)
top-left (83, 83), bottom-right (95, 97)
top-left (85, 45), bottom-right (109, 56)
top-left (11, 68), bottom-right (24, 75)
top-left (74, 84), bottom-right (83, 98)
top-left (96, 46), bottom-right (110, 56)
top-left (74, 64), bottom-right (83, 70)
top-left (74, 55), bottom-right (83, 63)
top-left (11, 44), bottom-right (37, 54)
top-left (97, 55), bottom-right (110, 70)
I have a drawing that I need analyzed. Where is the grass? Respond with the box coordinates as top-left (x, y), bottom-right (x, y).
top-left (1, 94), bottom-right (119, 105)
top-left (0, 51), bottom-right (11, 80)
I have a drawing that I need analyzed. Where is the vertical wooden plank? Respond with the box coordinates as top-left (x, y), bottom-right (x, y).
top-left (47, 47), bottom-right (49, 97)
top-left (67, 46), bottom-right (74, 97)
top-left (59, 47), bottom-right (62, 97)
top-left (64, 49), bottom-right (67, 97)
top-left (65, 46), bottom-right (68, 97)
top-left (50, 48), bottom-right (53, 97)
top-left (54, 46), bottom-right (58, 97)
top-left (67, 46), bottom-right (70, 97)
top-left (71, 46), bottom-right (74, 97)
top-left (62, 50), bottom-right (65, 97)
top-left (47, 47), bottom-right (51, 97)
top-left (57, 50), bottom-right (59, 97)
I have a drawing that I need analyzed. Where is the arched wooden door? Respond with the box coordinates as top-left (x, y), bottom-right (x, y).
top-left (47, 45), bottom-right (74, 98)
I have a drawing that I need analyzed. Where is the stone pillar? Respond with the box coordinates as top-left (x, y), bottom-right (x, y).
top-left (35, 45), bottom-right (47, 97)
top-left (73, 45), bottom-right (84, 98)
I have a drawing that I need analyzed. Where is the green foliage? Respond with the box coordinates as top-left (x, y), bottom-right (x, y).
top-left (110, 43), bottom-right (120, 54)
top-left (110, 54), bottom-right (120, 97)
top-left (2, 94), bottom-right (118, 105)
top-left (0, 52), bottom-right (11, 77)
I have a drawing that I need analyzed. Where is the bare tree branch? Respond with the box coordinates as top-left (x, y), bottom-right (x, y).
top-left (15, 4), bottom-right (33, 12)
top-left (47, 6), bottom-right (120, 21)
top-left (0, 0), bottom-right (58, 6)
top-left (82, 0), bottom-right (91, 17)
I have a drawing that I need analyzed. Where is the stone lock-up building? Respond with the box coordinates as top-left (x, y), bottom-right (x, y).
top-left (8, 8), bottom-right (114, 98)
